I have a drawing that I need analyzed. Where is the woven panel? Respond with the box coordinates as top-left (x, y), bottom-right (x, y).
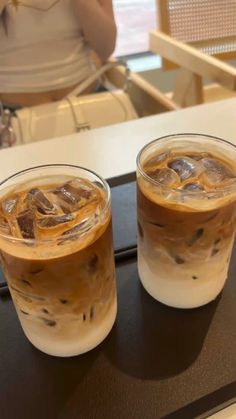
top-left (200, 40), bottom-right (236, 56)
top-left (168, 0), bottom-right (236, 43)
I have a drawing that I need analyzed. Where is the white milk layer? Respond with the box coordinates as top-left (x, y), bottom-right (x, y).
top-left (17, 297), bottom-right (117, 357)
top-left (138, 241), bottom-right (233, 308)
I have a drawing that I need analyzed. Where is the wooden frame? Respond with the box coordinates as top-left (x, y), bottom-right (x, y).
top-left (157, 0), bottom-right (170, 34)
top-left (156, 0), bottom-right (236, 70)
top-left (191, 36), bottom-right (236, 62)
top-left (90, 53), bottom-right (178, 117)
top-left (150, 30), bottom-right (236, 106)
top-left (150, 31), bottom-right (236, 90)
top-left (105, 60), bottom-right (179, 116)
top-left (157, 0), bottom-right (174, 69)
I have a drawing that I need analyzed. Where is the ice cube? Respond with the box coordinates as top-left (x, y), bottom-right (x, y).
top-left (41, 318), bottom-right (57, 327)
top-left (138, 222), bottom-right (144, 239)
top-left (173, 255), bottom-right (185, 264)
top-left (37, 213), bottom-right (74, 229)
top-left (62, 219), bottom-right (91, 235)
top-left (186, 152), bottom-right (211, 161)
top-left (211, 248), bottom-right (220, 257)
top-left (90, 306), bottom-right (95, 321)
top-left (147, 168), bottom-right (180, 187)
top-left (53, 183), bottom-right (80, 206)
top-left (58, 218), bottom-right (93, 244)
top-left (27, 188), bottom-right (56, 215)
top-left (69, 178), bottom-right (94, 199)
top-left (187, 228), bottom-right (204, 246)
top-left (168, 157), bottom-right (203, 181)
top-left (17, 210), bottom-right (35, 239)
top-left (2, 196), bottom-right (19, 215)
top-left (183, 183), bottom-right (204, 192)
top-left (201, 158), bottom-right (236, 186)
top-left (87, 254), bottom-right (99, 274)
top-left (0, 216), bottom-right (11, 235)
top-left (53, 178), bottom-right (97, 212)
top-left (202, 158), bottom-right (233, 173)
top-left (144, 152), bottom-right (169, 170)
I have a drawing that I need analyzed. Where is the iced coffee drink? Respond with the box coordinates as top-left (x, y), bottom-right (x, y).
top-left (137, 134), bottom-right (236, 308)
top-left (0, 165), bottom-right (117, 356)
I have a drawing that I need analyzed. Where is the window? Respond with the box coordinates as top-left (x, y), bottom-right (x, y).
top-left (114, 0), bottom-right (157, 57)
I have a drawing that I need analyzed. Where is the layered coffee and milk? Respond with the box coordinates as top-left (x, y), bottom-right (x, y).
top-left (0, 175), bottom-right (116, 356)
top-left (137, 144), bottom-right (236, 308)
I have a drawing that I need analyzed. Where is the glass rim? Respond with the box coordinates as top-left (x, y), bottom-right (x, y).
top-left (0, 164), bottom-right (111, 244)
top-left (136, 132), bottom-right (236, 197)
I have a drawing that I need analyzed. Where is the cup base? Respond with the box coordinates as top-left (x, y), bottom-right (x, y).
top-left (138, 255), bottom-right (226, 309)
top-left (21, 298), bottom-right (117, 357)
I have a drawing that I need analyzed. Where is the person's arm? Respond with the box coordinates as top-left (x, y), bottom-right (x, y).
top-left (0, 1), bottom-right (7, 14)
top-left (73, 0), bottom-right (117, 62)
top-left (0, 2), bottom-right (8, 35)
top-left (0, 0), bottom-right (7, 15)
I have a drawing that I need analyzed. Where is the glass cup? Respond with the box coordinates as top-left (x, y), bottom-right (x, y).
top-left (0, 165), bottom-right (117, 356)
top-left (137, 134), bottom-right (236, 308)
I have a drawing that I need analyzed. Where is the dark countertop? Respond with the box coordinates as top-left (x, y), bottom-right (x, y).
top-left (1, 255), bottom-right (236, 419)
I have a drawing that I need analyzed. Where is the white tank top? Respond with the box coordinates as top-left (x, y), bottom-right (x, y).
top-left (0, 0), bottom-right (94, 92)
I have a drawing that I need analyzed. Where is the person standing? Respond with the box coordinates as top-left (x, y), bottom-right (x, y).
top-left (0, 0), bottom-right (117, 108)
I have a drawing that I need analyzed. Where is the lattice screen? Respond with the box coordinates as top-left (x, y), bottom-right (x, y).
top-left (199, 39), bottom-right (236, 55)
top-left (168, 0), bottom-right (236, 43)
